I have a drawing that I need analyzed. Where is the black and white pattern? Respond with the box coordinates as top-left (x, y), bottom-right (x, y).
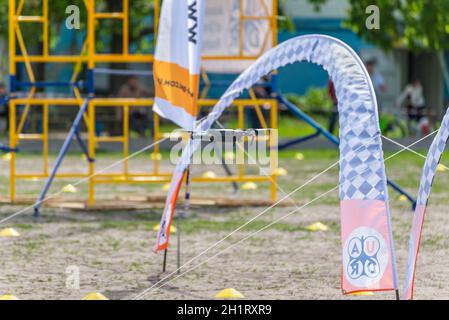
top-left (157, 34), bottom-right (391, 249)
top-left (416, 108), bottom-right (449, 205)
top-left (197, 35), bottom-right (388, 201)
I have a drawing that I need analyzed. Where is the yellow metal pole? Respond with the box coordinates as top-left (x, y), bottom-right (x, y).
top-left (249, 89), bottom-right (268, 129)
top-left (272, 0), bottom-right (278, 48)
top-left (9, 0), bottom-right (16, 77)
top-left (87, 0), bottom-right (95, 71)
top-left (123, 104), bottom-right (129, 176)
top-left (154, 0), bottom-right (160, 49)
top-left (88, 100), bottom-right (96, 205)
top-left (43, 0), bottom-right (49, 57)
top-left (15, 89), bottom-right (35, 142)
top-left (123, 0), bottom-right (129, 55)
top-left (15, 25), bottom-right (36, 83)
top-left (43, 103), bottom-right (49, 176)
top-left (16, 0), bottom-right (24, 16)
top-left (71, 40), bottom-right (91, 126)
top-left (9, 101), bottom-right (16, 202)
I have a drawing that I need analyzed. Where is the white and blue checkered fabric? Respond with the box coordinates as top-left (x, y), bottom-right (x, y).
top-left (416, 108), bottom-right (449, 205)
top-left (195, 35), bottom-right (388, 201)
top-left (158, 34), bottom-right (392, 251)
top-left (160, 36), bottom-right (387, 204)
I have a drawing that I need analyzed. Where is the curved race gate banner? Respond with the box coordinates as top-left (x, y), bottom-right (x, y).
top-left (404, 108), bottom-right (449, 300)
top-left (154, 34), bottom-right (399, 295)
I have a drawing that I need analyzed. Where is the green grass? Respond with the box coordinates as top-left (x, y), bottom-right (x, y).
top-left (223, 114), bottom-right (330, 139)
top-left (96, 217), bottom-right (333, 235)
top-left (5, 148), bottom-right (449, 236)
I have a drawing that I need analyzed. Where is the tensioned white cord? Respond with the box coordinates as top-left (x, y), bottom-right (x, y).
top-left (131, 129), bottom-right (439, 300)
top-left (0, 137), bottom-right (169, 225)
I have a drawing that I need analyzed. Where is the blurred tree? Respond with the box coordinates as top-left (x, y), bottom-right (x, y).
top-left (0, 0), bottom-right (293, 49)
top-left (0, 0), bottom-right (292, 82)
top-left (0, 0), bottom-right (154, 85)
top-left (0, 0), bottom-right (155, 53)
top-left (307, 0), bottom-right (449, 52)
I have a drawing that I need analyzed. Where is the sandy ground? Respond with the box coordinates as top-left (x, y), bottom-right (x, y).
top-left (1, 150), bottom-right (449, 300)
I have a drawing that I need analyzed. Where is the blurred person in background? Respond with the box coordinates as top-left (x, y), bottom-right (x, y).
top-left (0, 83), bottom-right (9, 135)
top-left (366, 58), bottom-right (387, 112)
top-left (246, 76), bottom-right (273, 129)
top-left (118, 75), bottom-right (153, 137)
top-left (397, 79), bottom-right (429, 136)
top-left (327, 80), bottom-right (338, 135)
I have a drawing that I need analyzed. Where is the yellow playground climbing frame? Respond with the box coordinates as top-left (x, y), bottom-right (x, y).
top-left (7, 0), bottom-right (279, 205)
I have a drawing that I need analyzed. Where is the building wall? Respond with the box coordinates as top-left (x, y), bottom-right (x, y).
top-left (283, 0), bottom-right (350, 18)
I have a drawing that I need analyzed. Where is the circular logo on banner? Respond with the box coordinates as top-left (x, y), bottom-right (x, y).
top-left (343, 227), bottom-right (388, 287)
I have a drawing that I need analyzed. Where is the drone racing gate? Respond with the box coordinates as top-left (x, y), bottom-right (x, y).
top-left (6, 0), bottom-right (283, 212)
top-left (4, 0), bottom-right (414, 212)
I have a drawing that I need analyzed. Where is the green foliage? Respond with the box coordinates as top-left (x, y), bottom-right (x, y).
top-left (286, 87), bottom-right (333, 114)
top-left (305, 0), bottom-right (329, 11)
top-left (309, 0), bottom-right (449, 52)
top-left (0, 0), bottom-right (155, 53)
top-left (0, 1), bottom-right (293, 44)
top-left (278, 0), bottom-right (296, 33)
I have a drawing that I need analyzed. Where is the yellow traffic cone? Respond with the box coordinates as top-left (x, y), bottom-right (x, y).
top-left (82, 292), bottom-right (109, 300)
top-left (274, 167), bottom-right (288, 176)
top-left (151, 153), bottom-right (162, 161)
top-left (224, 152), bottom-right (235, 161)
top-left (348, 291), bottom-right (374, 296)
top-left (153, 224), bottom-right (177, 233)
top-left (305, 222), bottom-right (329, 232)
top-left (62, 184), bottom-right (78, 193)
top-left (2, 153), bottom-right (12, 161)
top-left (215, 288), bottom-right (244, 299)
top-left (0, 228), bottom-right (21, 238)
top-left (0, 294), bottom-right (20, 300)
top-left (295, 152), bottom-right (305, 161)
top-left (241, 182), bottom-right (257, 190)
top-left (202, 171), bottom-right (217, 179)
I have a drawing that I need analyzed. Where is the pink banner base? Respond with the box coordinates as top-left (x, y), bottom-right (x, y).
top-left (341, 199), bottom-right (396, 295)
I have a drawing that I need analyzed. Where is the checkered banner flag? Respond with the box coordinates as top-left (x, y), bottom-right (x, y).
top-left (403, 108), bottom-right (449, 300)
top-left (154, 35), bottom-right (399, 295)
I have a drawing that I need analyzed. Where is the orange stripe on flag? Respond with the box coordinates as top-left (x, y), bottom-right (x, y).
top-left (154, 60), bottom-right (200, 117)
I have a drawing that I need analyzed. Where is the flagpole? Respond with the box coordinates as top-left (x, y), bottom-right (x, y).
top-left (162, 248), bottom-right (168, 272)
top-left (178, 133), bottom-right (193, 274)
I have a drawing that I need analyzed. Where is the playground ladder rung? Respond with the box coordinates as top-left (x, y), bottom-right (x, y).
top-left (18, 134), bottom-right (44, 141)
top-left (95, 136), bottom-right (126, 143)
top-left (16, 16), bottom-right (44, 23)
top-left (94, 12), bottom-right (125, 19)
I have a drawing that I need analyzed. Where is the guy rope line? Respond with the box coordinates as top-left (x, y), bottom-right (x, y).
top-left (382, 135), bottom-right (449, 171)
top-left (0, 137), bottom-right (169, 225)
top-left (131, 128), bottom-right (439, 300)
top-left (132, 115), bottom-right (392, 299)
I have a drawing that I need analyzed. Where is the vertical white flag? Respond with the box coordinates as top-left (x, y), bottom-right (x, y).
top-left (153, 0), bottom-right (205, 131)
